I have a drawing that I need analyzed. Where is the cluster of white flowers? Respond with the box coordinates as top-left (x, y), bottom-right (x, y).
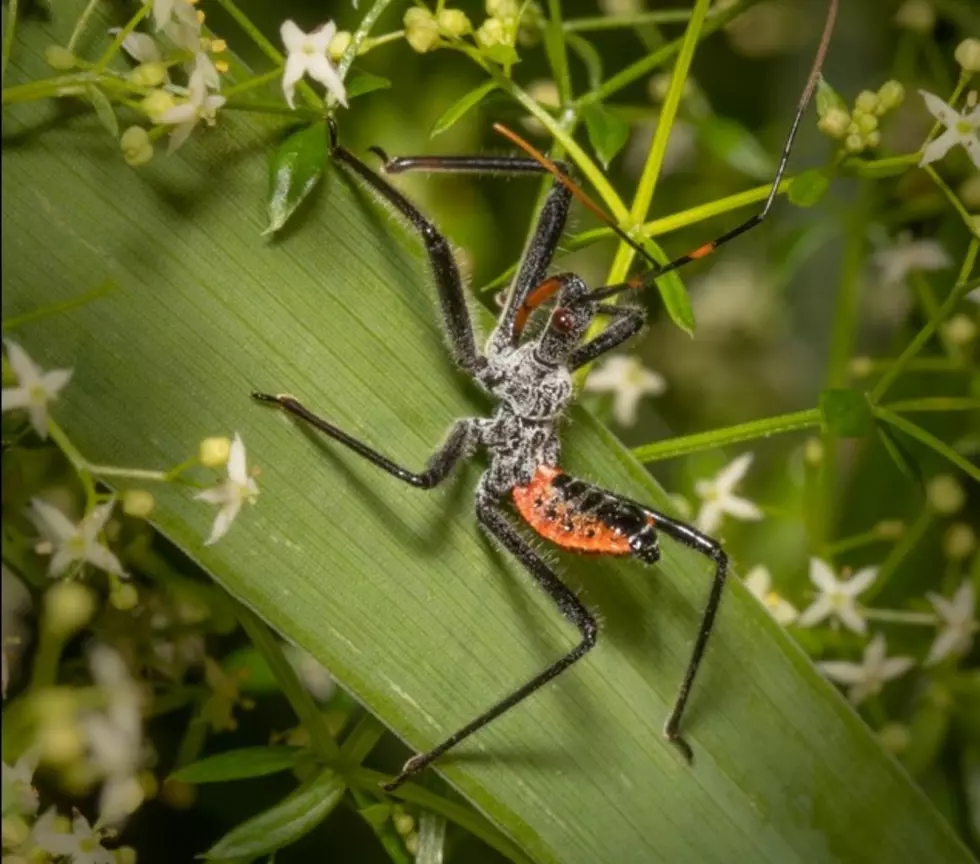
top-left (280, 20), bottom-right (348, 109)
top-left (2, 341), bottom-right (259, 554)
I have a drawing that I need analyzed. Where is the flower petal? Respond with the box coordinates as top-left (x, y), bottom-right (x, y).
top-left (743, 565), bottom-right (771, 599)
top-left (311, 21), bottom-right (338, 52)
top-left (196, 484), bottom-right (231, 505)
top-left (584, 356), bottom-right (630, 391)
top-left (305, 53), bottom-right (348, 107)
top-left (918, 90), bottom-right (957, 126)
top-left (836, 601), bottom-right (867, 635)
top-left (158, 103), bottom-right (199, 126)
top-left (612, 388), bottom-right (641, 427)
top-left (30, 498), bottom-right (78, 542)
top-left (924, 628), bottom-right (963, 666)
top-left (3, 340), bottom-right (42, 389)
top-left (26, 402), bottom-right (49, 438)
top-left (919, 128), bottom-right (957, 167)
top-left (40, 367), bottom-right (73, 397)
top-left (797, 594), bottom-right (833, 628)
top-left (280, 19), bottom-right (306, 52)
top-left (963, 134), bottom-right (980, 170)
top-left (84, 543), bottom-right (127, 578)
top-left (167, 120), bottom-right (198, 154)
top-left (84, 501), bottom-right (116, 538)
top-left (808, 558), bottom-right (838, 592)
top-left (204, 500), bottom-right (242, 545)
top-left (48, 548), bottom-right (75, 578)
top-left (281, 52), bottom-right (307, 109)
top-left (714, 452), bottom-right (754, 492)
top-left (879, 656), bottom-right (914, 680)
top-left (817, 660), bottom-right (865, 684)
top-left (227, 433), bottom-right (248, 484)
top-left (1, 386), bottom-right (30, 411)
top-left (694, 501), bottom-right (722, 534)
top-left (845, 566), bottom-right (878, 596)
top-left (721, 495), bottom-right (763, 522)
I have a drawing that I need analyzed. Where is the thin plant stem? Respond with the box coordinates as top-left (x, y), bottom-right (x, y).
top-left (864, 508), bottom-right (935, 602)
top-left (2, 279), bottom-right (117, 330)
top-left (546, 0), bottom-right (573, 105)
top-left (221, 67), bottom-right (282, 98)
top-left (338, 0), bottom-right (395, 81)
top-left (862, 608), bottom-right (937, 626)
top-left (93, 4), bottom-right (150, 74)
top-left (564, 9), bottom-right (702, 32)
top-left (827, 529), bottom-right (895, 556)
top-left (874, 407), bottom-right (980, 481)
top-left (1, 0), bottom-right (19, 82)
top-left (884, 397), bottom-right (980, 413)
top-left (67, 0), bottom-right (103, 53)
top-left (47, 420), bottom-right (98, 507)
top-left (632, 408), bottom-right (822, 463)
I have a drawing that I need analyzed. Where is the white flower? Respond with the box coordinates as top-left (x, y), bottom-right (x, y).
top-left (29, 498), bottom-right (127, 579)
top-left (195, 433), bottom-right (259, 545)
top-left (924, 581), bottom-right (978, 665)
top-left (1, 340), bottom-right (73, 439)
top-left (34, 809), bottom-right (114, 864)
top-left (280, 20), bottom-right (348, 109)
top-left (111, 28), bottom-right (162, 64)
top-left (83, 645), bottom-right (145, 824)
top-left (158, 54), bottom-right (226, 153)
top-left (693, 452), bottom-right (763, 534)
top-left (584, 355), bottom-right (666, 427)
top-left (797, 558), bottom-right (877, 634)
top-left (287, 646), bottom-right (335, 702)
top-left (819, 634), bottom-right (914, 705)
top-left (918, 90), bottom-right (980, 169)
top-left (2, 750), bottom-right (39, 817)
top-left (873, 232), bottom-right (952, 287)
top-left (744, 565), bottom-right (798, 626)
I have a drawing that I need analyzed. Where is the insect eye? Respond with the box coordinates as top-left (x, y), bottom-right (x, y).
top-left (550, 307), bottom-right (575, 334)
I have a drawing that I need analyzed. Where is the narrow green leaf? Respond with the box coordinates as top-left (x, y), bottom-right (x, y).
top-left (815, 74), bottom-right (847, 116)
top-left (902, 688), bottom-right (953, 778)
top-left (820, 388), bottom-right (874, 437)
top-left (583, 103), bottom-right (630, 169)
top-left (205, 765), bottom-right (346, 859)
top-left (265, 121), bottom-right (328, 235)
top-left (875, 407), bottom-right (980, 481)
top-left (696, 115), bottom-right (774, 180)
top-left (345, 70), bottom-right (392, 100)
top-left (641, 237), bottom-right (695, 335)
top-left (565, 33), bottom-right (603, 93)
top-left (415, 812), bottom-right (448, 864)
top-left (85, 85), bottom-right (118, 138)
top-left (481, 43), bottom-right (520, 66)
top-left (431, 80), bottom-right (497, 138)
top-left (357, 802), bottom-right (393, 827)
top-left (170, 746), bottom-right (307, 784)
top-left (876, 424), bottom-right (924, 487)
top-left (788, 168), bottom-right (832, 208)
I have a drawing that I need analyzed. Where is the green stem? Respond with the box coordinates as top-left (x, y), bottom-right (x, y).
top-left (223, 99), bottom-right (320, 119)
top-left (871, 257), bottom-right (979, 401)
top-left (47, 420), bottom-right (97, 506)
top-left (581, 0), bottom-right (762, 106)
top-left (923, 165), bottom-right (979, 238)
top-left (546, 0), bottom-right (572, 105)
top-left (67, 0), bottom-right (103, 53)
top-left (883, 397), bottom-right (980, 413)
top-left (93, 4), bottom-right (150, 74)
top-left (864, 508), bottom-right (935, 602)
top-left (827, 529), bottom-right (894, 556)
top-left (221, 67), bottom-right (283, 98)
top-left (348, 768), bottom-right (535, 864)
top-left (338, 0), bottom-right (395, 81)
top-left (862, 608), bottom-right (937, 626)
top-left (339, 713), bottom-right (386, 768)
top-left (235, 603), bottom-right (340, 760)
top-left (874, 406), bottom-right (980, 481)
top-left (606, 0), bottom-right (711, 287)
top-left (564, 9), bottom-right (702, 32)
top-left (632, 408), bottom-right (821, 463)
top-left (1, 0), bottom-right (19, 83)
top-left (910, 271), bottom-right (957, 360)
top-left (2, 279), bottom-right (116, 330)
top-left (350, 787), bottom-right (413, 864)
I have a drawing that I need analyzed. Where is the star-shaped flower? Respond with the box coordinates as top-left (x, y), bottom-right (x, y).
top-left (693, 452), bottom-right (763, 534)
top-left (195, 433), bottom-right (259, 545)
top-left (924, 580), bottom-right (977, 665)
top-left (744, 565), bottom-right (798, 626)
top-left (29, 499), bottom-right (127, 579)
top-left (918, 90), bottom-right (980, 169)
top-left (158, 53), bottom-right (226, 153)
top-left (873, 232), bottom-right (951, 287)
top-left (34, 809), bottom-right (114, 864)
top-left (2, 750), bottom-right (39, 818)
top-left (280, 20), bottom-right (348, 109)
top-left (797, 558), bottom-right (877, 634)
top-left (1, 340), bottom-right (73, 439)
top-left (819, 634), bottom-right (914, 705)
top-left (584, 354), bottom-right (666, 427)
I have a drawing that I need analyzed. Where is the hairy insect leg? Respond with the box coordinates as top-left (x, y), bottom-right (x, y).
top-left (568, 303), bottom-right (646, 370)
top-left (383, 483), bottom-right (598, 792)
top-left (252, 392), bottom-right (475, 489)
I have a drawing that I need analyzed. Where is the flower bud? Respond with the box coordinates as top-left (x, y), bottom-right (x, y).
top-left (111, 582), bottom-right (139, 611)
top-left (877, 722), bottom-right (911, 755)
top-left (140, 90), bottom-right (176, 123)
top-left (855, 112), bottom-right (878, 134)
top-left (854, 90), bottom-right (878, 114)
top-left (45, 581), bottom-right (96, 638)
top-left (817, 107), bottom-right (850, 139)
top-left (199, 436), bottom-right (231, 467)
top-left (876, 80), bottom-right (905, 112)
top-left (130, 62), bottom-right (167, 88)
top-left (122, 489), bottom-right (155, 518)
top-left (849, 356), bottom-right (873, 378)
top-left (943, 522), bottom-right (975, 561)
top-left (926, 474), bottom-right (964, 515)
top-left (943, 313), bottom-right (977, 345)
top-left (895, 0), bottom-right (935, 33)
top-left (438, 9), bottom-right (472, 36)
top-left (120, 126), bottom-right (153, 167)
top-left (44, 45), bottom-right (77, 71)
top-left (328, 30), bottom-right (352, 62)
top-left (487, 0), bottom-right (519, 17)
top-left (864, 130), bottom-right (881, 148)
top-left (476, 17), bottom-right (507, 48)
top-left (954, 38), bottom-right (980, 72)
top-left (404, 8), bottom-right (440, 53)
top-left (844, 133), bottom-right (864, 154)
top-left (803, 437), bottom-right (823, 466)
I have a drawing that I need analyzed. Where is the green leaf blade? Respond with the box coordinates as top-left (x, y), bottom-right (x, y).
top-left (170, 746), bottom-right (308, 784)
top-left (583, 103), bottom-right (630, 169)
top-left (266, 121), bottom-right (328, 235)
top-left (431, 81), bottom-right (497, 138)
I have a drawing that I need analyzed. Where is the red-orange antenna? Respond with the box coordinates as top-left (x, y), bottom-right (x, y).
top-left (492, 123), bottom-right (660, 270)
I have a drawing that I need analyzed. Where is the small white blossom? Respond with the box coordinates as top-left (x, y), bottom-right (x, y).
top-left (29, 498), bottom-right (126, 579)
top-left (918, 90), bottom-right (980, 169)
top-left (744, 565), bottom-right (798, 626)
top-left (287, 646), bottom-right (335, 702)
top-left (925, 581), bottom-right (978, 665)
top-left (83, 645), bottom-right (146, 824)
top-left (797, 558), bottom-right (877, 634)
top-left (280, 20), bottom-right (348, 109)
top-left (873, 233), bottom-right (951, 287)
top-left (2, 750), bottom-right (39, 817)
top-left (158, 54), bottom-right (226, 153)
top-left (34, 809), bottom-right (114, 864)
top-left (584, 355), bottom-right (666, 427)
top-left (1, 340), bottom-right (73, 439)
top-left (195, 433), bottom-right (259, 545)
top-left (112, 28), bottom-right (162, 64)
top-left (694, 453), bottom-right (763, 534)
top-left (819, 634), bottom-right (914, 705)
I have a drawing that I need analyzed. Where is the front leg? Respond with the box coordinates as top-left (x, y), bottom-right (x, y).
top-left (568, 304), bottom-right (645, 371)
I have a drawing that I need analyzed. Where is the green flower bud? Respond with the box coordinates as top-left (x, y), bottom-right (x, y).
top-left (130, 62), bottom-right (167, 88)
top-left (855, 112), bottom-right (878, 134)
top-left (140, 89), bottom-right (176, 123)
top-left (404, 8), bottom-right (440, 53)
top-left (876, 80), bottom-right (905, 112)
top-left (328, 31), bottom-right (352, 62)
top-left (955, 38), bottom-right (980, 73)
top-left (844, 133), bottom-right (864, 154)
top-left (111, 582), bottom-right (139, 611)
top-left (943, 313), bottom-right (977, 346)
top-left (864, 129), bottom-right (881, 148)
top-left (487, 0), bottom-right (519, 17)
top-left (854, 90), bottom-right (878, 114)
top-left (926, 474), bottom-right (964, 515)
top-left (895, 0), bottom-right (935, 33)
top-left (943, 522), bottom-right (975, 561)
top-left (122, 489), bottom-right (155, 518)
top-left (393, 811), bottom-right (415, 836)
top-left (817, 107), bottom-right (851, 139)
top-left (476, 17), bottom-right (507, 48)
top-left (199, 435), bottom-right (231, 467)
top-left (438, 9), bottom-right (472, 36)
top-left (44, 45), bottom-right (77, 71)
top-left (45, 581), bottom-right (96, 638)
top-left (120, 126), bottom-right (154, 167)
top-left (849, 356), bottom-right (873, 378)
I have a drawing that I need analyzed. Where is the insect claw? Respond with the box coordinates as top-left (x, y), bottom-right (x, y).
top-left (664, 726), bottom-right (695, 765)
top-left (368, 145), bottom-right (391, 167)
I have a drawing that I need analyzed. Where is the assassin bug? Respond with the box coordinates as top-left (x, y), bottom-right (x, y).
top-left (254, 0), bottom-right (837, 793)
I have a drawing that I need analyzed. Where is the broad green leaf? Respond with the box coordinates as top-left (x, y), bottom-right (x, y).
top-left (788, 168), bottom-right (832, 208)
top-left (2, 8), bottom-right (973, 864)
top-left (205, 765), bottom-right (346, 859)
top-left (170, 746), bottom-right (308, 783)
top-left (820, 388), bottom-right (874, 437)
top-left (481, 44), bottom-right (520, 66)
top-left (696, 115), bottom-right (773, 180)
top-left (815, 74), bottom-right (847, 117)
top-left (265, 121), bottom-right (328, 235)
top-left (431, 81), bottom-right (497, 137)
top-left (416, 812), bottom-right (448, 864)
top-left (583, 103), bottom-right (630, 169)
top-left (86, 85), bottom-right (118, 138)
top-left (346, 70), bottom-right (392, 100)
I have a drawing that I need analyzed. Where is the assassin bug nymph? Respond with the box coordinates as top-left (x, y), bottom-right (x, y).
top-left (254, 1), bottom-right (837, 793)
